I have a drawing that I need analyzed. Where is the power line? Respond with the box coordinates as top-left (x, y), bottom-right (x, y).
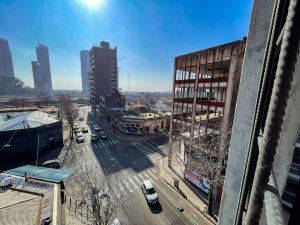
top-left (0, 129), bottom-right (18, 153)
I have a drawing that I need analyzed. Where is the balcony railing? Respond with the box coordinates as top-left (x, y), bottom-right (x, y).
top-left (175, 77), bottom-right (228, 85)
top-left (174, 98), bottom-right (225, 107)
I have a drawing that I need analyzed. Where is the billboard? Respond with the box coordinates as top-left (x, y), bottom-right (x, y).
top-left (184, 170), bottom-right (209, 194)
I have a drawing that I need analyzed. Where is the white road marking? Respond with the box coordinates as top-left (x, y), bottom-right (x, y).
top-left (138, 173), bottom-right (148, 181)
top-left (140, 149), bottom-right (154, 154)
top-left (118, 182), bottom-right (126, 196)
top-left (147, 169), bottom-right (157, 178)
top-left (149, 155), bottom-right (161, 160)
top-left (145, 170), bottom-right (157, 180)
top-left (100, 142), bottom-right (105, 147)
top-left (128, 177), bottom-right (138, 189)
top-left (113, 187), bottom-right (120, 198)
top-left (133, 175), bottom-right (142, 185)
top-left (111, 140), bottom-right (117, 144)
top-left (145, 152), bottom-right (158, 156)
top-left (123, 180), bottom-right (133, 193)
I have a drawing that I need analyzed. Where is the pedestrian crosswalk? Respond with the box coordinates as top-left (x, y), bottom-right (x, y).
top-left (111, 168), bottom-right (158, 199)
top-left (81, 138), bottom-right (120, 151)
top-left (131, 141), bottom-right (162, 162)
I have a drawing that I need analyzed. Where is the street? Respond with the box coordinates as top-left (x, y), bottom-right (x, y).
top-left (63, 105), bottom-right (211, 225)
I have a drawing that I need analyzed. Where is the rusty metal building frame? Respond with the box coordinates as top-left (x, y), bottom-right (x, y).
top-left (168, 39), bottom-right (246, 167)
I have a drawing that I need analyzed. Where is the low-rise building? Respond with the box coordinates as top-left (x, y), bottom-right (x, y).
top-left (0, 111), bottom-right (62, 167)
top-left (113, 112), bottom-right (170, 135)
top-left (104, 89), bottom-right (126, 109)
top-left (0, 165), bottom-right (73, 225)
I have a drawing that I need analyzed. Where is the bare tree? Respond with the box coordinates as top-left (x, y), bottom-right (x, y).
top-left (66, 165), bottom-right (130, 225)
top-left (42, 93), bottom-right (52, 106)
top-left (8, 98), bottom-right (22, 108)
top-left (170, 119), bottom-right (231, 216)
top-left (58, 94), bottom-right (78, 139)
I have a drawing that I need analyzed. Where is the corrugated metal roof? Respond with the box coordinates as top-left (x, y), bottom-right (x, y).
top-left (3, 165), bottom-right (73, 183)
top-left (0, 111), bottom-right (59, 131)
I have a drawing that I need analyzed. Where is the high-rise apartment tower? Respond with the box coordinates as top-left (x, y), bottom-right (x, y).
top-left (80, 50), bottom-right (90, 94)
top-left (89, 41), bottom-right (118, 114)
top-left (31, 44), bottom-right (52, 93)
top-left (0, 38), bottom-right (14, 77)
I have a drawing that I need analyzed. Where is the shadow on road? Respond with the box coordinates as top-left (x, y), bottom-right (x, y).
top-left (149, 202), bottom-right (163, 214)
top-left (85, 112), bottom-right (157, 175)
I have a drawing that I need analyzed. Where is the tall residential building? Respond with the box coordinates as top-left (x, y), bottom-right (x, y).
top-left (31, 44), bottom-right (52, 93)
top-left (80, 50), bottom-right (90, 94)
top-left (89, 41), bottom-right (118, 115)
top-left (0, 38), bottom-right (14, 77)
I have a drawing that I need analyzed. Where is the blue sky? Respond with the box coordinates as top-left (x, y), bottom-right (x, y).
top-left (0, 0), bottom-right (252, 91)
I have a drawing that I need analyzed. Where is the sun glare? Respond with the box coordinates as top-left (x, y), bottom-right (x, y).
top-left (79, 0), bottom-right (105, 10)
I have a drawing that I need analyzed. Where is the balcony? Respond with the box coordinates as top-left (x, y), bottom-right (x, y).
top-left (175, 77), bottom-right (228, 88)
top-left (174, 98), bottom-right (225, 108)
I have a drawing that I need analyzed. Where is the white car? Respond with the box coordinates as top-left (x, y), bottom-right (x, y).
top-left (110, 218), bottom-right (122, 225)
top-left (93, 125), bottom-right (101, 131)
top-left (76, 133), bottom-right (85, 143)
top-left (141, 180), bottom-right (158, 204)
top-left (79, 116), bottom-right (84, 121)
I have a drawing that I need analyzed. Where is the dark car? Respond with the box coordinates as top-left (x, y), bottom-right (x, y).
top-left (91, 134), bottom-right (99, 142)
top-left (100, 133), bottom-right (108, 140)
top-left (82, 127), bottom-right (88, 133)
top-left (41, 159), bottom-right (60, 169)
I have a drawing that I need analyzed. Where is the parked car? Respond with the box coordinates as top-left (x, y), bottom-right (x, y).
top-left (141, 180), bottom-right (158, 204)
top-left (110, 218), bottom-right (122, 225)
top-left (73, 124), bottom-right (80, 130)
top-left (82, 127), bottom-right (88, 133)
top-left (74, 129), bottom-right (81, 134)
top-left (93, 125), bottom-right (101, 131)
top-left (41, 159), bottom-right (60, 169)
top-left (76, 133), bottom-right (85, 143)
top-left (91, 134), bottom-right (99, 142)
top-left (100, 133), bottom-right (108, 140)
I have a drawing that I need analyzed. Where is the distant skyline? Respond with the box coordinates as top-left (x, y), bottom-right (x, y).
top-left (0, 0), bottom-right (252, 91)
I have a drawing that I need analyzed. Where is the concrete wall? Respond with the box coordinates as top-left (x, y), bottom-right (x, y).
top-left (221, 42), bottom-right (246, 130)
top-left (218, 0), bottom-right (276, 224)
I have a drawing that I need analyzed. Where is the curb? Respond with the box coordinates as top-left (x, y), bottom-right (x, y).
top-left (160, 176), bottom-right (217, 225)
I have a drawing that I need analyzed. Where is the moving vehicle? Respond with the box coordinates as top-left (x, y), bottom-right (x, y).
top-left (141, 180), bottom-right (158, 204)
top-left (41, 159), bottom-right (60, 169)
top-left (91, 134), bottom-right (99, 142)
top-left (82, 127), bottom-right (88, 133)
top-left (93, 125), bottom-right (101, 131)
top-left (79, 116), bottom-right (84, 121)
top-left (76, 133), bottom-right (85, 143)
top-left (100, 133), bottom-right (108, 140)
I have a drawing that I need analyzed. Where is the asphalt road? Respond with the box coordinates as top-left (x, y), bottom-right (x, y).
top-left (63, 106), bottom-right (210, 225)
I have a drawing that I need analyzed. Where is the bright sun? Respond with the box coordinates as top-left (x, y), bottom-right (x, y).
top-left (79, 0), bottom-right (105, 10)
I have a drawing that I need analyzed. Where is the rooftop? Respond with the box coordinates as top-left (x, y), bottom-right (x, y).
top-left (0, 165), bottom-right (73, 225)
top-left (3, 165), bottom-right (73, 183)
top-left (0, 111), bottom-right (59, 131)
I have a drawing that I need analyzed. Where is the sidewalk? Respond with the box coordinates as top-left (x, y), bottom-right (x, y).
top-left (158, 157), bottom-right (217, 224)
